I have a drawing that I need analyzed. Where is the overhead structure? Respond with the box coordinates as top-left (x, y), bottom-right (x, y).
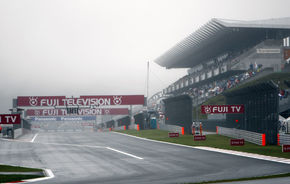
top-left (155, 17), bottom-right (290, 69)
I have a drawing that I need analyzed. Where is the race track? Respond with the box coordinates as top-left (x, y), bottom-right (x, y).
top-left (1, 131), bottom-right (290, 184)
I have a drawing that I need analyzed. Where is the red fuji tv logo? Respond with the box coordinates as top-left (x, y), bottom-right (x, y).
top-left (113, 96), bottom-right (122, 105)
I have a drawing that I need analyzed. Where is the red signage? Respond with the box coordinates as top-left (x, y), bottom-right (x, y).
top-left (0, 114), bottom-right (21, 124)
top-left (230, 139), bottom-right (245, 146)
top-left (17, 95), bottom-right (144, 107)
top-left (201, 105), bottom-right (244, 114)
top-left (26, 108), bottom-right (129, 116)
top-left (168, 132), bottom-right (179, 137)
top-left (282, 145), bottom-right (290, 152)
top-left (194, 135), bottom-right (206, 141)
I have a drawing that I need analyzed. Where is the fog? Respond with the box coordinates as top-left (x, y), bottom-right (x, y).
top-left (1, 0), bottom-right (290, 113)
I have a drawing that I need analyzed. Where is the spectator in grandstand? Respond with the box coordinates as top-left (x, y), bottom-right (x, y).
top-left (279, 89), bottom-right (289, 100)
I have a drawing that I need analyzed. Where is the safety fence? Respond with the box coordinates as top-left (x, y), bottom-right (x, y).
top-left (279, 134), bottom-right (290, 145)
top-left (216, 126), bottom-right (265, 146)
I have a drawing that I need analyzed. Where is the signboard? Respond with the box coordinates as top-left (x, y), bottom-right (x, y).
top-left (17, 95), bottom-right (144, 107)
top-left (26, 108), bottom-right (129, 116)
top-left (0, 114), bottom-right (21, 124)
top-left (230, 139), bottom-right (245, 146)
top-left (168, 132), bottom-right (179, 137)
top-left (31, 116), bottom-right (96, 121)
top-left (282, 145), bottom-right (290, 152)
top-left (201, 105), bottom-right (244, 114)
top-left (194, 135), bottom-right (206, 141)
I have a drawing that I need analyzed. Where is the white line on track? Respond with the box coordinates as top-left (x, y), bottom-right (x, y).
top-left (30, 133), bottom-right (38, 143)
top-left (112, 131), bottom-right (290, 164)
top-left (106, 147), bottom-right (144, 160)
top-left (22, 169), bottom-right (55, 183)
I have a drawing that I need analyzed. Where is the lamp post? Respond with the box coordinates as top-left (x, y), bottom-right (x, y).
top-left (195, 94), bottom-right (199, 122)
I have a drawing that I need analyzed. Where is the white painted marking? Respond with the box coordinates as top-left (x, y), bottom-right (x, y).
top-left (112, 132), bottom-right (290, 164)
top-left (2, 169), bottom-right (55, 184)
top-left (30, 133), bottom-right (38, 143)
top-left (106, 147), bottom-right (143, 160)
top-left (22, 169), bottom-right (55, 183)
top-left (194, 146), bottom-right (290, 165)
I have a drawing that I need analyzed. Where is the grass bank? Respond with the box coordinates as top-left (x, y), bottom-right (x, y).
top-left (116, 129), bottom-right (290, 159)
top-left (0, 174), bottom-right (41, 183)
top-left (0, 165), bottom-right (43, 172)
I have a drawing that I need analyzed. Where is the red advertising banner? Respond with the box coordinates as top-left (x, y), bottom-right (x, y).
top-left (17, 95), bottom-right (144, 107)
top-left (26, 108), bottom-right (129, 116)
top-left (282, 145), bottom-right (290, 152)
top-left (168, 132), bottom-right (179, 137)
top-left (230, 139), bottom-right (245, 146)
top-left (0, 114), bottom-right (21, 124)
top-left (201, 105), bottom-right (244, 114)
top-left (194, 135), bottom-right (206, 141)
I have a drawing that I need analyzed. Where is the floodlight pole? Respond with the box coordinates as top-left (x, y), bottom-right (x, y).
top-left (147, 61), bottom-right (150, 110)
top-left (196, 96), bottom-right (199, 122)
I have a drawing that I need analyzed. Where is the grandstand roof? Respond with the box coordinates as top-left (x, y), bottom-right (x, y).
top-left (155, 17), bottom-right (290, 69)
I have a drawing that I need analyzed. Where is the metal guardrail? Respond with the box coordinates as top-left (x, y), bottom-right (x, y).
top-left (159, 124), bottom-right (182, 134)
top-left (280, 134), bottom-right (290, 145)
top-left (217, 126), bottom-right (263, 145)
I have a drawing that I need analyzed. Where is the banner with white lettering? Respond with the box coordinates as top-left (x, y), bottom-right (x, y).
top-left (201, 105), bottom-right (244, 114)
top-left (0, 114), bottom-right (21, 124)
top-left (26, 108), bottom-right (129, 116)
top-left (17, 95), bottom-right (144, 107)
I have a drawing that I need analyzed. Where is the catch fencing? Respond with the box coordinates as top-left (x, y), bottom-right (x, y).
top-left (217, 126), bottom-right (264, 145)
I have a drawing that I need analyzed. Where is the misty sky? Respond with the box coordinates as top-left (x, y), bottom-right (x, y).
top-left (1, 0), bottom-right (290, 113)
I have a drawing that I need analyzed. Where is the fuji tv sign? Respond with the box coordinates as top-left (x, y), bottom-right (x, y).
top-left (17, 95), bottom-right (144, 107)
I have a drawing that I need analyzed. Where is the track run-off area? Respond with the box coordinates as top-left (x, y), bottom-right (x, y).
top-left (1, 131), bottom-right (290, 184)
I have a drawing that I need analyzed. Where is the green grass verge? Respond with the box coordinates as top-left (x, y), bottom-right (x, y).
top-left (190, 172), bottom-right (290, 184)
top-left (0, 174), bottom-right (42, 183)
top-left (116, 129), bottom-right (290, 159)
top-left (0, 165), bottom-right (43, 172)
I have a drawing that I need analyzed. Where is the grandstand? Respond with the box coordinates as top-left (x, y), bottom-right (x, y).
top-left (149, 17), bottom-right (290, 138)
top-left (150, 17), bottom-right (290, 107)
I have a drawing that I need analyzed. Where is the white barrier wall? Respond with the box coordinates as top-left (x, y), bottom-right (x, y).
top-left (14, 128), bottom-right (31, 139)
top-left (159, 124), bottom-right (182, 134)
top-left (280, 134), bottom-right (290, 145)
top-left (14, 128), bottom-right (23, 139)
top-left (217, 126), bottom-right (263, 145)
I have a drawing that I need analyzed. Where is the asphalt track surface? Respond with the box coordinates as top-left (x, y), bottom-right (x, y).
top-left (1, 131), bottom-right (290, 184)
